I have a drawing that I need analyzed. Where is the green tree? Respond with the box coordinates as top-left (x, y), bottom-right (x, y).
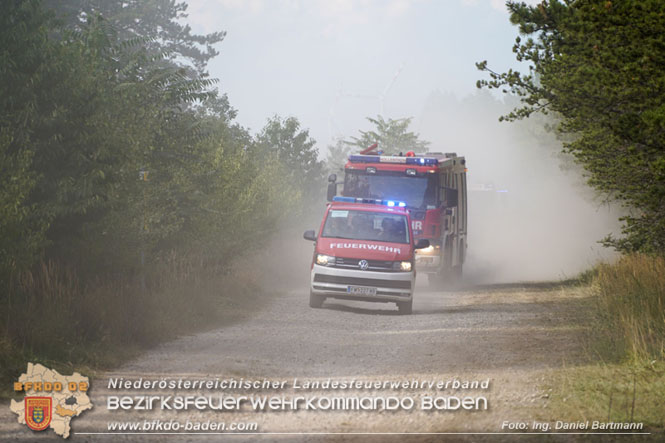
top-left (0, 1), bottom-right (222, 273)
top-left (0, 1), bottom-right (61, 276)
top-left (43, 0), bottom-right (224, 77)
top-left (0, 133), bottom-right (42, 277)
top-left (0, 0), bottom-right (310, 379)
top-left (325, 138), bottom-right (353, 175)
top-left (255, 116), bottom-right (325, 206)
top-left (345, 116), bottom-right (429, 155)
top-left (0, 0), bottom-right (302, 277)
top-left (477, 0), bottom-right (665, 253)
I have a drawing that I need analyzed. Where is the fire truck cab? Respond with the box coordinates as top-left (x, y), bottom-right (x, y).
top-left (328, 149), bottom-right (467, 287)
top-left (303, 197), bottom-right (430, 314)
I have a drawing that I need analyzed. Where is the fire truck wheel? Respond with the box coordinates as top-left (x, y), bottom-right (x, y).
top-left (427, 272), bottom-right (444, 290)
top-left (397, 300), bottom-right (412, 315)
top-left (428, 268), bottom-right (462, 290)
top-left (309, 291), bottom-right (325, 308)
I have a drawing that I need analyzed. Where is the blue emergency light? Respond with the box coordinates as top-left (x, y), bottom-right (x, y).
top-left (332, 196), bottom-right (407, 208)
top-left (332, 196), bottom-right (356, 203)
top-left (348, 154), bottom-right (438, 166)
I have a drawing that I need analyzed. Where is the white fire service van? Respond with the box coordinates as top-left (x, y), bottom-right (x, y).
top-left (303, 196), bottom-right (430, 314)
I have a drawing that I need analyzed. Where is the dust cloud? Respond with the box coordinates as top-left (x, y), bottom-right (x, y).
top-left (267, 89), bottom-right (622, 289)
top-left (244, 212), bottom-right (327, 294)
top-left (418, 91), bottom-right (621, 283)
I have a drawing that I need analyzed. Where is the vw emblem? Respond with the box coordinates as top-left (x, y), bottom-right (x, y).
top-left (358, 260), bottom-right (369, 270)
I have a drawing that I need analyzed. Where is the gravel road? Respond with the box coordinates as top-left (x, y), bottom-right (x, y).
top-left (1, 279), bottom-right (595, 442)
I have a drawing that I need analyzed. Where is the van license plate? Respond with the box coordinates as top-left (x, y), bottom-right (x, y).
top-left (347, 286), bottom-right (377, 296)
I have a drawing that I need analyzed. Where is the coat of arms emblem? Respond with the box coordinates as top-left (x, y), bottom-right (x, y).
top-left (25, 397), bottom-right (52, 431)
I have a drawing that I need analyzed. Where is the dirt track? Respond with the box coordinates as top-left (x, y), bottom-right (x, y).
top-left (1, 281), bottom-right (596, 441)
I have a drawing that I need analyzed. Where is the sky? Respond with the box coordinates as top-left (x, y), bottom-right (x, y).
top-left (184, 0), bottom-right (537, 148)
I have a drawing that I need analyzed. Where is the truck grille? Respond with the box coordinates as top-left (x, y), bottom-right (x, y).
top-left (313, 274), bottom-right (411, 289)
top-left (334, 257), bottom-right (395, 272)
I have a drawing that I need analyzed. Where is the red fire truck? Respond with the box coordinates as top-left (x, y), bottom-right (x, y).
top-left (327, 146), bottom-right (467, 287)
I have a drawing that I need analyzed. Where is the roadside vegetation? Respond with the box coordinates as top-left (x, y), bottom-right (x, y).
top-left (478, 1), bottom-right (665, 432)
top-left (543, 255), bottom-right (665, 431)
top-left (594, 255), bottom-right (665, 362)
top-left (0, 0), bottom-right (324, 392)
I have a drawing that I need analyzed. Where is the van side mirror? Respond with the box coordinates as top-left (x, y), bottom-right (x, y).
top-left (415, 239), bottom-right (430, 249)
top-left (444, 187), bottom-right (458, 207)
top-left (303, 230), bottom-right (317, 241)
top-left (326, 183), bottom-right (337, 202)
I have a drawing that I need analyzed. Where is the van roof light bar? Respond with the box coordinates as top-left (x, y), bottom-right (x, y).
top-left (332, 196), bottom-right (406, 208)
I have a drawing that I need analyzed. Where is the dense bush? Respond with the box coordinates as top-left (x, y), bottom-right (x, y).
top-left (0, 0), bottom-right (324, 384)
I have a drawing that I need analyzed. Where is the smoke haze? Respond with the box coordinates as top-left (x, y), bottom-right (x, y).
top-left (418, 91), bottom-right (620, 283)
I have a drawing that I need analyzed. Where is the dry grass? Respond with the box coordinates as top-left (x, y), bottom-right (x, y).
top-left (0, 252), bottom-right (266, 396)
top-left (542, 254), bottom-right (665, 436)
top-left (545, 362), bottom-right (665, 434)
top-left (592, 254), bottom-right (665, 361)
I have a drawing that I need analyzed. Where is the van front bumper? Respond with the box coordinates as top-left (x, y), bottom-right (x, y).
top-left (310, 264), bottom-right (414, 303)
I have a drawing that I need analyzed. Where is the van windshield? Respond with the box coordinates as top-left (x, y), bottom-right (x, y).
top-left (321, 210), bottom-right (410, 244)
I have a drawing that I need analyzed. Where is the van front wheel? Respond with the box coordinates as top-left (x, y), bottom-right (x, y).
top-left (309, 291), bottom-right (325, 308)
top-left (397, 300), bottom-right (412, 315)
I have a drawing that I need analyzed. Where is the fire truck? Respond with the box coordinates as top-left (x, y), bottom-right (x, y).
top-left (327, 145), bottom-right (467, 287)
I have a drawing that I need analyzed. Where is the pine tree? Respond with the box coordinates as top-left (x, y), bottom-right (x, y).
top-left (477, 0), bottom-right (665, 253)
top-left (345, 116), bottom-right (429, 155)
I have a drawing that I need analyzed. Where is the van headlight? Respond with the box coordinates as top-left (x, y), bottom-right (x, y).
top-left (399, 261), bottom-right (412, 272)
top-left (316, 254), bottom-right (335, 266)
